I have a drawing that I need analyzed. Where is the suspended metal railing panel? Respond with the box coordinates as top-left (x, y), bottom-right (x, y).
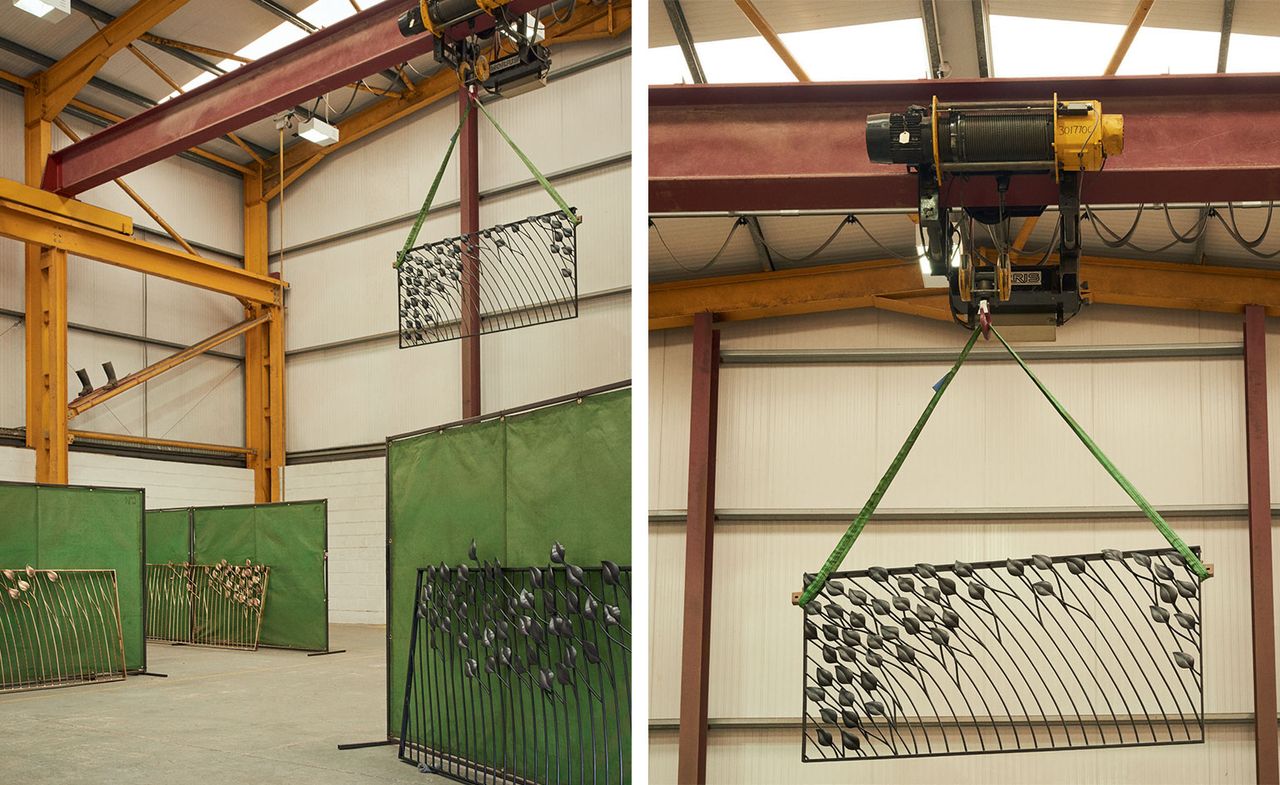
top-left (398, 210), bottom-right (580, 347)
top-left (801, 547), bottom-right (1204, 762)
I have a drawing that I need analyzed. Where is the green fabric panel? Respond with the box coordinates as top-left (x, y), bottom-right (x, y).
top-left (0, 484), bottom-right (39, 565)
top-left (387, 418), bottom-right (507, 735)
top-left (144, 510), bottom-right (190, 565)
top-left (193, 502), bottom-right (328, 651)
top-left (31, 486), bottom-right (145, 673)
top-left (505, 389), bottom-right (631, 566)
top-left (502, 390), bottom-right (632, 778)
top-left (386, 389), bottom-right (632, 770)
top-left (251, 502), bottom-right (327, 651)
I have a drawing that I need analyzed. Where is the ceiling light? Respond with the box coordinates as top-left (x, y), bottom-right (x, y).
top-left (13, 0), bottom-right (69, 20)
top-left (297, 117), bottom-right (339, 147)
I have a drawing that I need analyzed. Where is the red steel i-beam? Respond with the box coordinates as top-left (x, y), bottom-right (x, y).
top-left (460, 86), bottom-right (481, 419)
top-left (41, 0), bottom-right (548, 196)
top-left (1243, 304), bottom-right (1279, 785)
top-left (650, 73), bottom-right (1280, 212)
top-left (678, 312), bottom-right (720, 785)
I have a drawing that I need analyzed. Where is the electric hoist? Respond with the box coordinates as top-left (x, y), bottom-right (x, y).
top-left (399, 0), bottom-right (551, 98)
top-left (866, 97), bottom-right (1124, 329)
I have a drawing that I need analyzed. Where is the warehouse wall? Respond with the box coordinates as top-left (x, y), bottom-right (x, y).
top-left (648, 305), bottom-right (1272, 784)
top-left (283, 457), bottom-right (385, 625)
top-left (0, 444), bottom-right (252, 508)
top-left (271, 40), bottom-right (632, 623)
top-left (0, 90), bottom-right (250, 473)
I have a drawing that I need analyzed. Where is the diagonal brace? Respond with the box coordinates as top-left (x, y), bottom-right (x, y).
top-left (68, 313), bottom-right (270, 418)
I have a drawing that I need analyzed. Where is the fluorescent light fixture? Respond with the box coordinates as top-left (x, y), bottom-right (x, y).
top-left (13, 0), bottom-right (69, 20)
top-left (297, 117), bottom-right (340, 146)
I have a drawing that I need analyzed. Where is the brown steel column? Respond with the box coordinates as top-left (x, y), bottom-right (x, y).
top-left (678, 312), bottom-right (720, 784)
top-left (1244, 303), bottom-right (1279, 785)
top-left (460, 86), bottom-right (481, 418)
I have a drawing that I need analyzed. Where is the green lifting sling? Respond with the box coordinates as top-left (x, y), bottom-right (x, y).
top-left (795, 324), bottom-right (1211, 608)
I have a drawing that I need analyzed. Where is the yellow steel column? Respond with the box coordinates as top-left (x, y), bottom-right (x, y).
top-left (23, 83), bottom-right (69, 484)
top-left (243, 168), bottom-right (283, 502)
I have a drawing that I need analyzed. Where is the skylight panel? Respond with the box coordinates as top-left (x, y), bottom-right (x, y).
top-left (161, 0), bottom-right (359, 101)
top-left (696, 35), bottom-right (798, 83)
top-left (990, 16), bottom-right (1120, 77)
top-left (782, 19), bottom-right (929, 81)
top-left (1227, 32), bottom-right (1280, 73)
top-left (1117, 25), bottom-right (1218, 74)
top-left (647, 44), bottom-right (694, 85)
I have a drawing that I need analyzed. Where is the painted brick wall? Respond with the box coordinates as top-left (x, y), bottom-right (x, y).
top-left (284, 458), bottom-right (386, 625)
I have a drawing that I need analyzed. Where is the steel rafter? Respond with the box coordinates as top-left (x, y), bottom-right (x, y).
top-left (43, 0), bottom-right (549, 196)
top-left (649, 73), bottom-right (1280, 212)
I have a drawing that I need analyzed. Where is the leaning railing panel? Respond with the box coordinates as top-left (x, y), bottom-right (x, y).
top-left (146, 561), bottom-right (269, 651)
top-left (400, 545), bottom-right (631, 784)
top-left (801, 547), bottom-right (1204, 763)
top-left (0, 567), bottom-right (127, 693)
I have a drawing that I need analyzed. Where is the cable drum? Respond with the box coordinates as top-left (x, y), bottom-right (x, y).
top-left (943, 113), bottom-right (1054, 164)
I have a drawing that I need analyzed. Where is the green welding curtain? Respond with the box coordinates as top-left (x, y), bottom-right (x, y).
top-left (192, 501), bottom-right (328, 651)
top-left (0, 483), bottom-right (146, 672)
top-left (386, 388), bottom-right (632, 737)
top-left (144, 508), bottom-right (191, 565)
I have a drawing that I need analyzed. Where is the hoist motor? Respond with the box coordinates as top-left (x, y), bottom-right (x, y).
top-left (398, 0), bottom-right (550, 98)
top-left (866, 97), bottom-right (1124, 329)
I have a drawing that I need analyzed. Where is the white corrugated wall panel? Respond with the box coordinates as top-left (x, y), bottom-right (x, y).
top-left (0, 315), bottom-right (23, 427)
top-left (285, 458), bottom-right (386, 624)
top-left (706, 356), bottom-right (1243, 512)
top-left (142, 348), bottom-right (244, 447)
top-left (283, 209), bottom-right (459, 351)
top-left (480, 292), bottom-right (629, 412)
top-left (479, 162), bottom-right (631, 294)
top-left (144, 274), bottom-right (248, 350)
top-left (66, 332), bottom-right (147, 437)
top-left (285, 335), bottom-right (462, 452)
top-left (650, 328), bottom-right (692, 511)
top-left (479, 53), bottom-right (629, 193)
top-left (286, 294), bottom-right (627, 450)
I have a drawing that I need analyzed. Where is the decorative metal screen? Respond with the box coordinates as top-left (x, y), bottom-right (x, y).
top-left (146, 561), bottom-right (270, 651)
top-left (0, 567), bottom-right (127, 693)
top-left (397, 210), bottom-right (579, 347)
top-left (399, 544), bottom-right (631, 784)
top-left (801, 547), bottom-right (1204, 762)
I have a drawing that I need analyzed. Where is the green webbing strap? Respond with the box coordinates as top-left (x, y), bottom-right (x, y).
top-left (990, 325), bottom-right (1211, 581)
top-left (795, 327), bottom-right (983, 607)
top-left (471, 98), bottom-right (580, 227)
top-left (797, 321), bottom-right (1211, 607)
top-left (394, 101), bottom-right (472, 269)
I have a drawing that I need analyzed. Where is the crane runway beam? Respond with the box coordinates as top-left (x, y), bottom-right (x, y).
top-left (650, 74), bottom-right (1280, 213)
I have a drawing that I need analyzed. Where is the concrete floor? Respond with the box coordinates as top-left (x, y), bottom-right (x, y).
top-left (0, 624), bottom-right (440, 784)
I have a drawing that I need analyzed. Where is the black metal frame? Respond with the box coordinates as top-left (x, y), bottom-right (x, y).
top-left (397, 209), bottom-right (579, 347)
top-left (800, 546), bottom-right (1205, 763)
top-left (398, 557), bottom-right (631, 785)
